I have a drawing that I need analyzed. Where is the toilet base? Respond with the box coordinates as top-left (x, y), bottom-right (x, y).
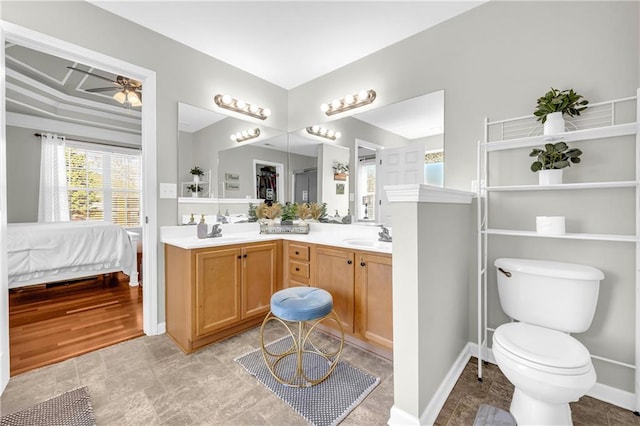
top-left (510, 388), bottom-right (573, 426)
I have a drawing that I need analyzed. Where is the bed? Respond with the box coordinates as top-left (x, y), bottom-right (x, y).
top-left (7, 221), bottom-right (139, 289)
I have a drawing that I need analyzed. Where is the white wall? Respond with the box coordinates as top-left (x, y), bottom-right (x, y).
top-left (318, 143), bottom-right (350, 216)
top-left (6, 126), bottom-right (39, 222)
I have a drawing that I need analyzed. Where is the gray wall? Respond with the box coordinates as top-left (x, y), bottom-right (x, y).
top-left (6, 126), bottom-right (40, 222)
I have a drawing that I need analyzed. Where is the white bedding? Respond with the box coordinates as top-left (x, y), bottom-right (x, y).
top-left (7, 221), bottom-right (136, 288)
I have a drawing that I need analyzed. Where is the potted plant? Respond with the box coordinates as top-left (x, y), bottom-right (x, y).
top-left (190, 166), bottom-right (204, 183)
top-left (534, 88), bottom-right (589, 135)
top-left (187, 183), bottom-right (203, 197)
top-left (280, 202), bottom-right (298, 225)
top-left (530, 142), bottom-right (582, 185)
top-left (332, 162), bottom-right (349, 181)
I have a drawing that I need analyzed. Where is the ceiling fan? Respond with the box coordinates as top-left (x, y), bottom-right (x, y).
top-left (67, 66), bottom-right (142, 108)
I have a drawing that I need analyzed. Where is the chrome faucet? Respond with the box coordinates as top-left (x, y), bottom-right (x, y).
top-left (207, 224), bottom-right (222, 238)
top-left (378, 225), bottom-right (392, 242)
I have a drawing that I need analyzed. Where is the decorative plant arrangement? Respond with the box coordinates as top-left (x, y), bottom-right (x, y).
top-left (256, 203), bottom-right (282, 222)
top-left (309, 202), bottom-right (328, 222)
top-left (332, 161), bottom-right (349, 181)
top-left (534, 88), bottom-right (589, 135)
top-left (296, 203), bottom-right (312, 222)
top-left (186, 184), bottom-right (203, 196)
top-left (190, 166), bottom-right (205, 183)
top-left (530, 142), bottom-right (582, 185)
top-left (280, 202), bottom-right (298, 225)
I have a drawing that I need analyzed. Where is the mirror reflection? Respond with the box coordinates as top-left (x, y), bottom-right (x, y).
top-left (177, 89), bottom-right (444, 226)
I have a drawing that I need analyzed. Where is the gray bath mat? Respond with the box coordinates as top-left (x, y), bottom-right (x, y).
top-left (235, 336), bottom-right (380, 426)
top-left (0, 386), bottom-right (95, 426)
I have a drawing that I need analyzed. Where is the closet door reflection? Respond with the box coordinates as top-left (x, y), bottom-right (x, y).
top-left (293, 169), bottom-right (317, 204)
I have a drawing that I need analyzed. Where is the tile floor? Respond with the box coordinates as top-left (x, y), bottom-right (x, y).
top-left (2, 327), bottom-right (639, 425)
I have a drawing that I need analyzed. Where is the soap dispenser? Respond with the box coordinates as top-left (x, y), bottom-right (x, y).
top-left (197, 214), bottom-right (208, 239)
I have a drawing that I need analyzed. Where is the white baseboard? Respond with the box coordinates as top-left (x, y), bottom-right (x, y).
top-left (156, 322), bottom-right (166, 335)
top-left (466, 342), bottom-right (636, 411)
top-left (387, 343), bottom-right (473, 425)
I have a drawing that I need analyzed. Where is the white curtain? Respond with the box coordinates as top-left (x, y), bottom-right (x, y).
top-left (38, 133), bottom-right (70, 222)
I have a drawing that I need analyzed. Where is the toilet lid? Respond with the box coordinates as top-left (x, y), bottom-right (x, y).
top-left (494, 323), bottom-right (592, 372)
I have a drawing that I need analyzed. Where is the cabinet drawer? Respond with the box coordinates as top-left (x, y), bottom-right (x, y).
top-left (289, 260), bottom-right (310, 279)
top-left (289, 244), bottom-right (310, 261)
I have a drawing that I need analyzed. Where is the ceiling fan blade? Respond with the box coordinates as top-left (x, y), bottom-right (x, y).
top-left (85, 87), bottom-right (121, 93)
top-left (67, 66), bottom-right (119, 85)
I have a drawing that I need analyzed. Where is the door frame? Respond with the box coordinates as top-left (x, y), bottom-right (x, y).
top-left (0, 21), bottom-right (159, 394)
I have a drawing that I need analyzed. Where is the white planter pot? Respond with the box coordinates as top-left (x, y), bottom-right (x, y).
top-left (193, 175), bottom-right (200, 183)
top-left (543, 111), bottom-right (565, 135)
top-left (191, 192), bottom-right (198, 198)
top-left (538, 169), bottom-right (563, 185)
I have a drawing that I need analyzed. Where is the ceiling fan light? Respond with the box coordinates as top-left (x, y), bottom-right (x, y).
top-left (128, 91), bottom-right (141, 107)
top-left (113, 91), bottom-right (127, 104)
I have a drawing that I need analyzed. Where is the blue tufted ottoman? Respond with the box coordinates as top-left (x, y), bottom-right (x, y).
top-left (260, 286), bottom-right (344, 387)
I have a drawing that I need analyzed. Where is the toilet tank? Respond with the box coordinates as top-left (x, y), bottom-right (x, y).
top-left (494, 258), bottom-right (604, 333)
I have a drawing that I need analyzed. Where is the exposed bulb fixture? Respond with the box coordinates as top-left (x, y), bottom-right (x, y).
top-left (214, 94), bottom-right (270, 120)
top-left (320, 89), bottom-right (376, 116)
top-left (306, 125), bottom-right (341, 141)
top-left (230, 127), bottom-right (261, 143)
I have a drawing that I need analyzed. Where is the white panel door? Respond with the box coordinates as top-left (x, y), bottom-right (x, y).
top-left (377, 143), bottom-right (425, 226)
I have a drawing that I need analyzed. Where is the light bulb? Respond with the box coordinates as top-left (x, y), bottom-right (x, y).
top-left (235, 99), bottom-right (246, 110)
top-left (230, 134), bottom-right (237, 141)
top-left (113, 91), bottom-right (127, 104)
top-left (357, 90), bottom-right (369, 102)
top-left (262, 108), bottom-right (271, 117)
top-left (235, 132), bottom-right (242, 140)
top-left (320, 103), bottom-right (329, 113)
top-left (311, 125), bottom-right (320, 133)
top-left (248, 128), bottom-right (257, 136)
top-left (221, 94), bottom-right (232, 105)
top-left (241, 130), bottom-right (249, 137)
top-left (320, 128), bottom-right (328, 135)
top-left (327, 130), bottom-right (335, 138)
top-left (331, 99), bottom-right (341, 109)
top-left (344, 94), bottom-right (354, 105)
top-left (249, 104), bottom-right (259, 114)
top-left (335, 132), bottom-right (342, 139)
top-left (128, 91), bottom-right (141, 107)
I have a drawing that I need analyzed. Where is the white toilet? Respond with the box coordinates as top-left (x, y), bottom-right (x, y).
top-left (492, 258), bottom-right (604, 426)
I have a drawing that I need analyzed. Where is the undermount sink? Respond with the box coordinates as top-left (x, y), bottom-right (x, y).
top-left (342, 238), bottom-right (392, 248)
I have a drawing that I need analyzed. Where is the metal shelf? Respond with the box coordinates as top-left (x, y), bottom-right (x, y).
top-left (485, 181), bottom-right (638, 192)
top-left (484, 228), bottom-right (637, 243)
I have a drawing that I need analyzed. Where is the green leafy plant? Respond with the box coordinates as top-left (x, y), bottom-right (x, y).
top-left (332, 161), bottom-right (349, 174)
top-left (190, 166), bottom-right (204, 176)
top-left (534, 88), bottom-right (589, 123)
top-left (187, 184), bottom-right (203, 192)
top-left (247, 203), bottom-right (258, 222)
top-left (530, 142), bottom-right (582, 171)
top-left (280, 202), bottom-right (298, 224)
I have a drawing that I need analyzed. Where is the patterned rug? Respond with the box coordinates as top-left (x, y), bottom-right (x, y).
top-left (0, 386), bottom-right (95, 426)
top-left (235, 336), bottom-right (380, 426)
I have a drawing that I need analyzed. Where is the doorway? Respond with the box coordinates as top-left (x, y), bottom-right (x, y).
top-left (0, 21), bottom-right (158, 394)
top-left (253, 159), bottom-right (284, 202)
top-left (293, 168), bottom-right (317, 204)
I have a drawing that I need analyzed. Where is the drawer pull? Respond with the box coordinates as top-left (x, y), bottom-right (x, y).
top-left (295, 267), bottom-right (300, 271)
top-left (347, 260), bottom-right (353, 265)
top-left (360, 261), bottom-right (366, 267)
top-left (295, 251), bottom-right (299, 255)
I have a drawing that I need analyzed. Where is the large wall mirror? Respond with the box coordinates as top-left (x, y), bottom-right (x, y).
top-left (177, 89), bottom-right (444, 225)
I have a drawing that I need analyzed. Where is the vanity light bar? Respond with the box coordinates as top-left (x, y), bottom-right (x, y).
top-left (231, 127), bottom-right (261, 143)
top-left (214, 94), bottom-right (271, 120)
top-left (320, 89), bottom-right (376, 116)
top-left (306, 125), bottom-right (341, 141)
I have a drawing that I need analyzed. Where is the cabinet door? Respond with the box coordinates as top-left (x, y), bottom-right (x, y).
top-left (242, 242), bottom-right (277, 319)
top-left (195, 247), bottom-right (242, 337)
top-left (355, 252), bottom-right (393, 349)
top-left (315, 246), bottom-right (355, 333)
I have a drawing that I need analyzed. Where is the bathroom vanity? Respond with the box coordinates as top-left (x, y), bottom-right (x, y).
top-left (162, 223), bottom-right (392, 357)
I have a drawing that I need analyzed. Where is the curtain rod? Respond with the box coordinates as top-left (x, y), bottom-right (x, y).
top-left (33, 133), bottom-right (141, 150)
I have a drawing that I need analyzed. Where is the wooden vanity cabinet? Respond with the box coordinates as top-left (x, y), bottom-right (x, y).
top-left (165, 241), bottom-right (280, 354)
top-left (283, 241), bottom-right (314, 288)
top-left (314, 245), bottom-right (393, 353)
top-left (315, 246), bottom-right (356, 334)
top-left (354, 252), bottom-right (393, 350)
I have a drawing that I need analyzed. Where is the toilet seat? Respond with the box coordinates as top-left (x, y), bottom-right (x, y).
top-left (493, 323), bottom-right (592, 376)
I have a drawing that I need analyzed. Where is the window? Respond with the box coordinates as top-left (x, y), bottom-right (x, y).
top-left (358, 158), bottom-right (376, 221)
top-left (425, 150), bottom-right (444, 187)
top-left (66, 142), bottom-right (141, 227)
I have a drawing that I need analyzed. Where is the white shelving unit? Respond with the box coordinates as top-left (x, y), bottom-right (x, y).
top-left (181, 170), bottom-right (211, 198)
top-left (477, 90), bottom-right (640, 414)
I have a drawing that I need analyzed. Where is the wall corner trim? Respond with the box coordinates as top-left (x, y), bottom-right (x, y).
top-left (384, 184), bottom-right (475, 204)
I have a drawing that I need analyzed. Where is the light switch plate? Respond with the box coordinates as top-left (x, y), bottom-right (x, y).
top-left (160, 183), bottom-right (177, 199)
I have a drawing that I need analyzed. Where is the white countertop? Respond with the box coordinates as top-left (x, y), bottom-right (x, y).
top-left (160, 222), bottom-right (392, 254)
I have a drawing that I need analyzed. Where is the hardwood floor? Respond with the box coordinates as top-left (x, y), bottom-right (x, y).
top-left (8, 274), bottom-right (143, 376)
